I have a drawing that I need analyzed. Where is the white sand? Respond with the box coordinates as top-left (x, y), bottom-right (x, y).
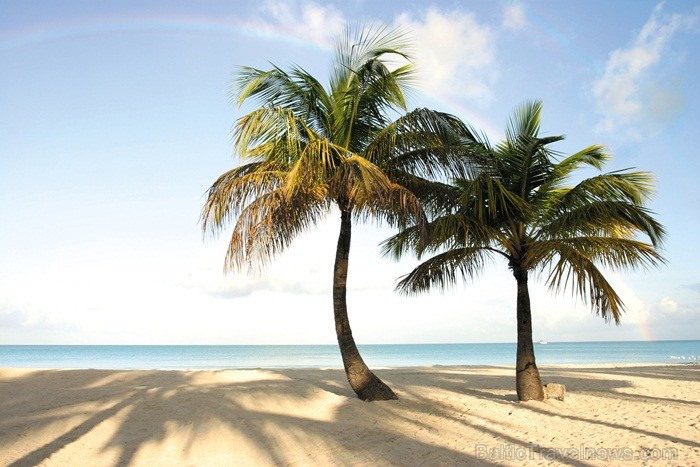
top-left (0, 364), bottom-right (698, 466)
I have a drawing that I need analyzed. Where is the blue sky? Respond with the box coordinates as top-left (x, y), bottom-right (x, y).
top-left (1, 0), bottom-right (698, 344)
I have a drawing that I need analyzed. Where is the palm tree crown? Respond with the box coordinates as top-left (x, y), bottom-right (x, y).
top-left (201, 25), bottom-right (473, 400)
top-left (384, 100), bottom-right (666, 400)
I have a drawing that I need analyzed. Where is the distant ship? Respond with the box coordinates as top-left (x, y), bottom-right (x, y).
top-left (538, 339), bottom-right (548, 345)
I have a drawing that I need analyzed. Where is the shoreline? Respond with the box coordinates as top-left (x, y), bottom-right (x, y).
top-left (1, 364), bottom-right (698, 465)
top-left (1, 361), bottom-right (697, 372)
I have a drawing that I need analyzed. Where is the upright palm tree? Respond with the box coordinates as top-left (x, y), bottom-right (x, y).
top-left (201, 26), bottom-right (473, 401)
top-left (383, 100), bottom-right (666, 401)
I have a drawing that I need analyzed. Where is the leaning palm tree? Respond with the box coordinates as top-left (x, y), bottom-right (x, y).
top-left (201, 26), bottom-right (474, 401)
top-left (383, 100), bottom-right (666, 401)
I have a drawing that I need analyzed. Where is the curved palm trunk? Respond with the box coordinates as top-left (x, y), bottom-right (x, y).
top-left (513, 266), bottom-right (545, 401)
top-left (333, 208), bottom-right (398, 401)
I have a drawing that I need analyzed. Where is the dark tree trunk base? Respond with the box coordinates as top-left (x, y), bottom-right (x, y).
top-left (349, 370), bottom-right (398, 401)
top-left (338, 332), bottom-right (398, 401)
top-left (516, 362), bottom-right (545, 401)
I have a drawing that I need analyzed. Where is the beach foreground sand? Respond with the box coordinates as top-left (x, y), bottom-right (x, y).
top-left (0, 364), bottom-right (697, 466)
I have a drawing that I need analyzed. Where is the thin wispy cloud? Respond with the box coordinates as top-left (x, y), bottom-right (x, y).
top-left (503, 3), bottom-right (528, 31)
top-left (396, 8), bottom-right (497, 106)
top-left (187, 260), bottom-right (396, 300)
top-left (243, 0), bottom-right (345, 49)
top-left (188, 270), bottom-right (330, 298)
top-left (0, 302), bottom-right (29, 327)
top-left (593, 3), bottom-right (698, 138)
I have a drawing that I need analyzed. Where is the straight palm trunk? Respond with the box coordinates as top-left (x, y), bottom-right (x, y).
top-left (514, 267), bottom-right (545, 401)
top-left (333, 208), bottom-right (398, 401)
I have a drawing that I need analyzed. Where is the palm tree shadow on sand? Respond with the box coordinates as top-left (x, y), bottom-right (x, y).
top-left (0, 368), bottom-right (474, 466)
top-left (1, 365), bottom-right (696, 465)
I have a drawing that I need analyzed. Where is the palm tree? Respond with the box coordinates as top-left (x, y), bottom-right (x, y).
top-left (201, 26), bottom-right (474, 401)
top-left (383, 100), bottom-right (666, 401)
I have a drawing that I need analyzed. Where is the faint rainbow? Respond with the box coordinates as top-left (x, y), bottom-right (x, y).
top-left (635, 316), bottom-right (655, 342)
top-left (0, 13), bottom-right (331, 52)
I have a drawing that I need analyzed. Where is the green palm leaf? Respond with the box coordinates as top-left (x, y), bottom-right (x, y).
top-left (396, 247), bottom-right (491, 295)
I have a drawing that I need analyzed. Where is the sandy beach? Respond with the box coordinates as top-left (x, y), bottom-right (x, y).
top-left (0, 364), bottom-right (697, 466)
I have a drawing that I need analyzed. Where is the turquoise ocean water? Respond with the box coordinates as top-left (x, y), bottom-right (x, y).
top-left (0, 341), bottom-right (698, 370)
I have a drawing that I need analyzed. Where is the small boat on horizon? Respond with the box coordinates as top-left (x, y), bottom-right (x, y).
top-left (538, 339), bottom-right (548, 345)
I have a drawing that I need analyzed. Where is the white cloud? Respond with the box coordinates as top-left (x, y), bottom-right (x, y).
top-left (244, 0), bottom-right (345, 49)
top-left (0, 299), bottom-right (84, 343)
top-left (185, 266), bottom-right (331, 298)
top-left (653, 296), bottom-right (700, 319)
top-left (503, 3), bottom-right (528, 31)
top-left (593, 3), bottom-right (698, 137)
top-left (0, 301), bottom-right (33, 328)
top-left (656, 296), bottom-right (679, 314)
top-left (396, 8), bottom-right (498, 106)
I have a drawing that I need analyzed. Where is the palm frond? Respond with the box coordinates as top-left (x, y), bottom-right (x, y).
top-left (505, 99), bottom-right (542, 143)
top-left (231, 66), bottom-right (275, 107)
top-left (395, 247), bottom-right (491, 295)
top-left (200, 162), bottom-right (285, 236)
top-left (538, 199), bottom-right (666, 247)
top-left (381, 224), bottom-right (424, 260)
top-left (233, 66), bottom-right (330, 127)
top-left (536, 144), bottom-right (610, 201)
top-left (559, 171), bottom-right (658, 206)
top-left (353, 181), bottom-right (428, 234)
top-left (356, 56), bottom-right (412, 111)
top-left (388, 174), bottom-right (459, 216)
top-left (536, 241), bottom-right (627, 323)
top-left (366, 108), bottom-right (486, 181)
top-left (284, 135), bottom-right (346, 195)
top-left (234, 107), bottom-right (306, 163)
top-left (381, 211), bottom-right (503, 261)
top-left (329, 25), bottom-right (416, 151)
top-left (455, 173), bottom-right (529, 223)
top-left (331, 24), bottom-right (413, 91)
top-left (553, 144), bottom-right (609, 175)
top-left (527, 237), bottom-right (665, 275)
top-left (331, 154), bottom-right (395, 205)
top-left (225, 188), bottom-right (329, 271)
